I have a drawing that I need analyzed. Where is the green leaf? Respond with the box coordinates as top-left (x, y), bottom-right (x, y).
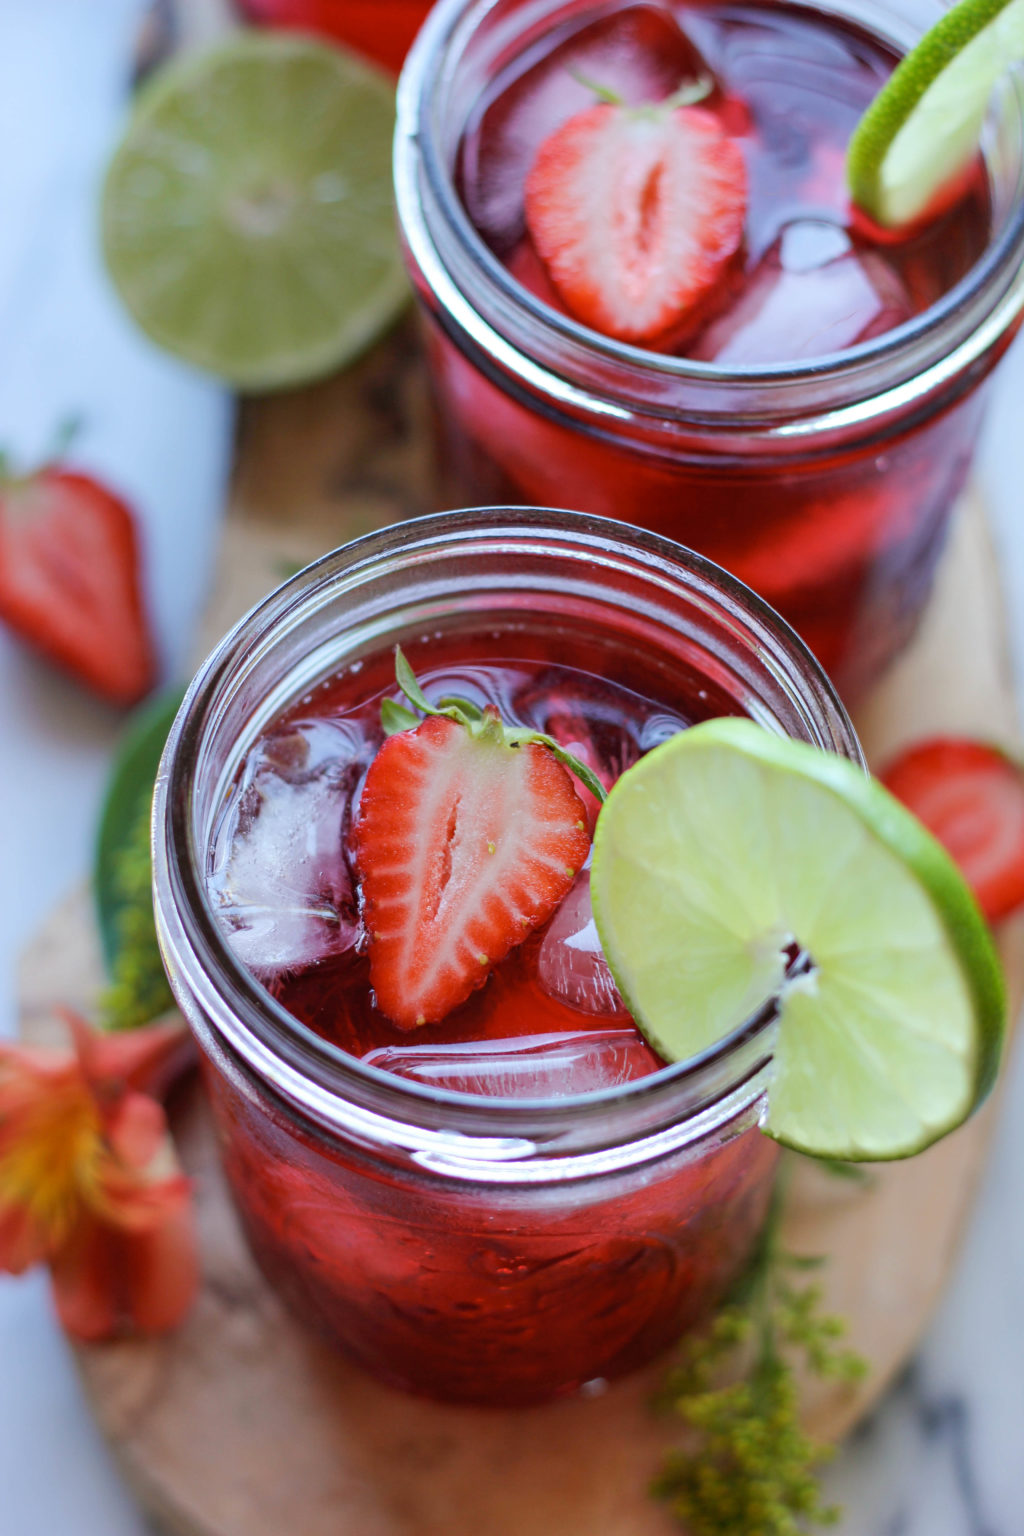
top-left (94, 685), bottom-right (185, 971)
top-left (381, 697), bottom-right (420, 736)
top-left (395, 645), bottom-right (437, 717)
top-left (391, 650), bottom-right (493, 731)
top-left (98, 798), bottom-right (175, 1031)
top-left (390, 649), bottom-right (606, 803)
top-left (438, 695), bottom-right (484, 722)
top-left (665, 74), bottom-right (713, 108)
top-left (568, 67), bottom-right (626, 104)
top-left (531, 733), bottom-right (608, 804)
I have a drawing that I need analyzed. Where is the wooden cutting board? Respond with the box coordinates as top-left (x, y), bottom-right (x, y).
top-left (16, 320), bottom-right (1024, 1536)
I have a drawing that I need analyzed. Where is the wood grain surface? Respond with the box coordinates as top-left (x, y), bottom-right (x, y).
top-left (16, 319), bottom-right (1024, 1536)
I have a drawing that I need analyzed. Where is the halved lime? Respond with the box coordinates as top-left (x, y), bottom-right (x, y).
top-left (102, 33), bottom-right (408, 391)
top-left (847, 0), bottom-right (1024, 229)
top-left (591, 719), bottom-right (1005, 1161)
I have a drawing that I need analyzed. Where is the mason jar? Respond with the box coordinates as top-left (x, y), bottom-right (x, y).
top-left (394, 0), bottom-right (1024, 697)
top-left (153, 508), bottom-right (863, 1405)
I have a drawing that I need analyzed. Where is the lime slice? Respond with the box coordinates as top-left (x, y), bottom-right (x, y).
top-left (847, 0), bottom-right (1024, 229)
top-left (101, 34), bottom-right (408, 391)
top-left (591, 719), bottom-right (1005, 1161)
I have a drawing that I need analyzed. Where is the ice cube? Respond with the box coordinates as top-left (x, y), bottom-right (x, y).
top-left (462, 3), bottom-right (714, 250)
top-left (639, 712), bottom-right (686, 753)
top-left (535, 871), bottom-right (628, 1018)
top-left (692, 220), bottom-right (915, 365)
top-left (513, 670), bottom-right (672, 787)
top-left (363, 1028), bottom-right (658, 1097)
top-left (208, 718), bottom-right (366, 975)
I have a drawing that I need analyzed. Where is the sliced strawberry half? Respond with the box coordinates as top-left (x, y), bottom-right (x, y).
top-left (352, 707), bottom-right (592, 1030)
top-left (0, 466), bottom-right (155, 705)
top-left (881, 737), bottom-right (1024, 924)
top-left (524, 101), bottom-right (747, 345)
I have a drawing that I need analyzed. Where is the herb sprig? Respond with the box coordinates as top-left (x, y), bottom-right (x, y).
top-left (655, 1169), bottom-right (867, 1535)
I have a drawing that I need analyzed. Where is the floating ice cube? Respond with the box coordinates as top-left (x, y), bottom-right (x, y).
top-left (463, 3), bottom-right (715, 250)
top-left (692, 220), bottom-right (915, 365)
top-left (208, 718), bottom-right (366, 975)
top-left (363, 1028), bottom-right (658, 1098)
top-left (513, 669), bottom-right (677, 794)
top-left (638, 712), bottom-right (686, 753)
top-left (535, 871), bottom-right (628, 1017)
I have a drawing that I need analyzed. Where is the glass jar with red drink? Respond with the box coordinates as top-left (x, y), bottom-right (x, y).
top-left (152, 509), bottom-right (861, 1406)
top-left (237, 0), bottom-right (434, 73)
top-left (394, 0), bottom-right (1024, 697)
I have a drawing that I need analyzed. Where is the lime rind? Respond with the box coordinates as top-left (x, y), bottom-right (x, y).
top-left (847, 0), bottom-right (1024, 228)
top-left (591, 718), bottom-right (1005, 1162)
top-left (102, 33), bottom-right (409, 391)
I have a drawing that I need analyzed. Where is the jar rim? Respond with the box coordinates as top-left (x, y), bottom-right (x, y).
top-left (154, 508), bottom-right (862, 1165)
top-left (395, 0), bottom-right (1024, 429)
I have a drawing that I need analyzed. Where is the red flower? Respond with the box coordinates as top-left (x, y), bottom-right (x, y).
top-left (0, 1010), bottom-right (197, 1340)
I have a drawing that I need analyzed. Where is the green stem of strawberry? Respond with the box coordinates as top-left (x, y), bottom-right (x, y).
top-left (568, 69), bottom-right (713, 113)
top-left (569, 68), bottom-right (626, 105)
top-left (663, 74), bottom-right (713, 109)
top-left (0, 414), bottom-right (85, 489)
top-left (48, 413), bottom-right (84, 464)
top-left (386, 646), bottom-right (608, 804)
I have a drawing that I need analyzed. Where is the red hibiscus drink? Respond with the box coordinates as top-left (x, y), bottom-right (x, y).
top-left (153, 510), bottom-right (861, 1405)
top-left (395, 0), bottom-right (1024, 696)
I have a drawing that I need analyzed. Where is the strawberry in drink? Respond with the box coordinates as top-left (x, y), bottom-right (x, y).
top-left (204, 638), bottom-right (778, 1401)
top-left (396, 0), bottom-right (1024, 695)
top-left (153, 512), bottom-right (862, 1404)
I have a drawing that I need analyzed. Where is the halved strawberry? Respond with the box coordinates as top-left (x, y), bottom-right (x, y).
top-left (352, 696), bottom-right (592, 1029)
top-left (0, 465), bottom-right (155, 705)
top-left (881, 737), bottom-right (1024, 924)
top-left (524, 101), bottom-right (747, 345)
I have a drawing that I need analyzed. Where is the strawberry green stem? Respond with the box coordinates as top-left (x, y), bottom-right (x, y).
top-left (664, 74), bottom-right (713, 108)
top-left (569, 68), bottom-right (626, 105)
top-left (48, 413), bottom-right (84, 463)
top-left (568, 69), bottom-right (713, 113)
top-left (0, 413), bottom-right (85, 489)
top-left (387, 646), bottom-right (608, 803)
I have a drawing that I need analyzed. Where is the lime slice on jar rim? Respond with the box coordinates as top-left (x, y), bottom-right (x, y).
top-left (101, 32), bottom-right (408, 392)
top-left (847, 0), bottom-right (1024, 230)
top-left (590, 719), bottom-right (1005, 1162)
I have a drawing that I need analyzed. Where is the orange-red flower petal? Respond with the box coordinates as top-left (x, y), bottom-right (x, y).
top-left (0, 1011), bottom-right (199, 1339)
top-left (63, 1008), bottom-right (193, 1100)
top-left (49, 1200), bottom-right (199, 1341)
top-left (120, 1200), bottom-right (199, 1334)
top-left (106, 1091), bottom-right (167, 1170)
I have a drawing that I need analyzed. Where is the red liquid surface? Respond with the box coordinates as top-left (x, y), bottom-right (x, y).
top-left (413, 2), bottom-right (1002, 696)
top-left (212, 636), bottom-right (742, 1072)
top-left (203, 633), bottom-right (778, 1402)
top-left (458, 2), bottom-right (990, 361)
top-left (238, 0), bottom-right (434, 72)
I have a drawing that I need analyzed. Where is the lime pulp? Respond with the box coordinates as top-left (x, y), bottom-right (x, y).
top-left (847, 0), bottom-right (1024, 229)
top-left (591, 719), bottom-right (1005, 1161)
top-left (102, 33), bottom-right (409, 391)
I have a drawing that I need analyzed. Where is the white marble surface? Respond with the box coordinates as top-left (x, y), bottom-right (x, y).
top-left (1, 3), bottom-right (1023, 1533)
top-left (0, 5), bottom-right (230, 1532)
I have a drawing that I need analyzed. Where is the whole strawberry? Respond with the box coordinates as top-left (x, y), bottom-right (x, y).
top-left (0, 436), bottom-right (155, 706)
top-left (352, 650), bottom-right (603, 1029)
